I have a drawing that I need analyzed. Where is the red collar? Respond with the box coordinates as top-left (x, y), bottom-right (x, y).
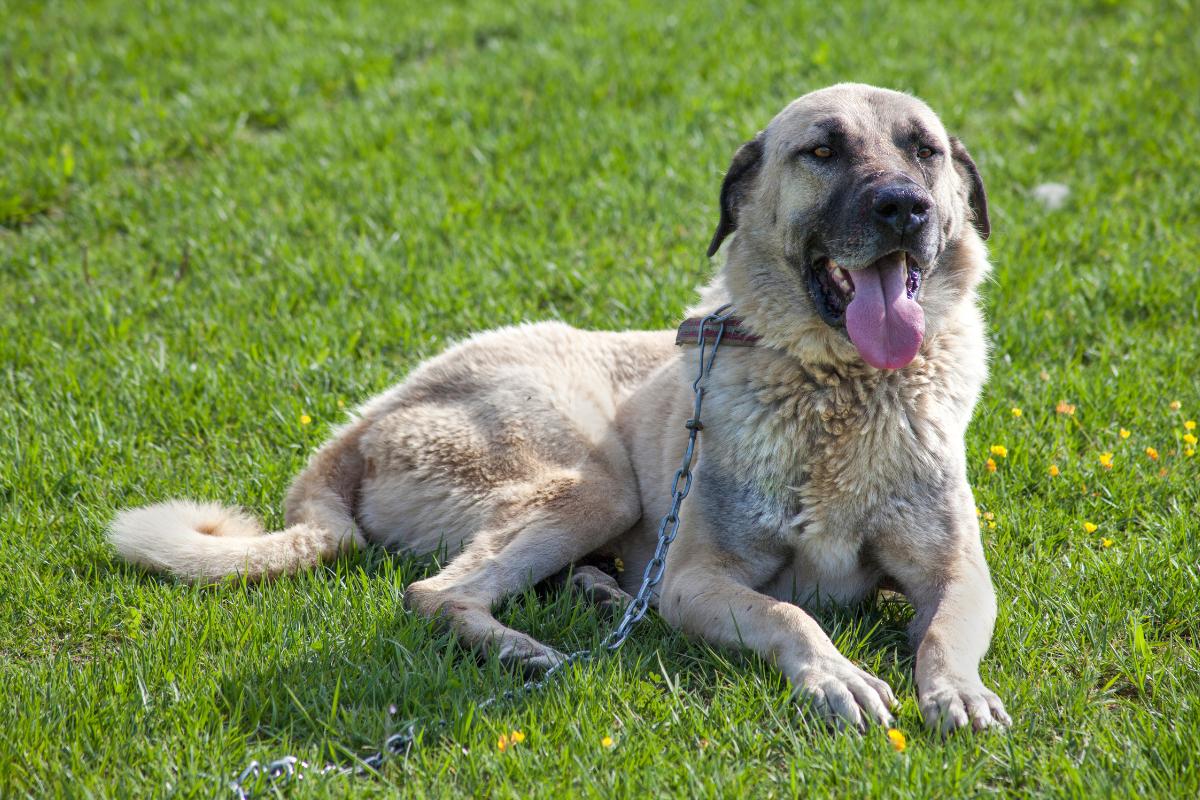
top-left (675, 315), bottom-right (761, 347)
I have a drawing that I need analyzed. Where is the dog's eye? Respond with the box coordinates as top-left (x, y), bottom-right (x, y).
top-left (812, 145), bottom-right (834, 159)
top-left (917, 146), bottom-right (935, 159)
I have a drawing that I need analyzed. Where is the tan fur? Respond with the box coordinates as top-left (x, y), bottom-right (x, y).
top-left (108, 84), bottom-right (1009, 733)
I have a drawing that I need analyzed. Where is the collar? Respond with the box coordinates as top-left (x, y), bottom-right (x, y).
top-left (675, 314), bottom-right (761, 347)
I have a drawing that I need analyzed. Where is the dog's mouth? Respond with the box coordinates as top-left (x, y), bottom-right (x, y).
top-left (808, 251), bottom-right (925, 370)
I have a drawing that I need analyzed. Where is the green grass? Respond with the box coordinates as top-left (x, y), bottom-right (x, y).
top-left (3, 0), bottom-right (1199, 796)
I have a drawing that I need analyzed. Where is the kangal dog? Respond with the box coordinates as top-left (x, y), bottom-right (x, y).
top-left (111, 83), bottom-right (1010, 733)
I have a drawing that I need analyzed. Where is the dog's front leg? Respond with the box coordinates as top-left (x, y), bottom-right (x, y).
top-left (881, 492), bottom-right (1012, 733)
top-left (659, 533), bottom-right (896, 731)
top-left (909, 557), bottom-right (1011, 733)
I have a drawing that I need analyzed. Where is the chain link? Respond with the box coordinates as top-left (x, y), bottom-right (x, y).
top-left (230, 305), bottom-right (736, 798)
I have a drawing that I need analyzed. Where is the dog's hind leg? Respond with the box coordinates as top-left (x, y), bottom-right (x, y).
top-left (403, 460), bottom-right (640, 671)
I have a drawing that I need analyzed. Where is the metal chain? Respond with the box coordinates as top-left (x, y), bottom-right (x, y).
top-left (230, 304), bottom-right (736, 799)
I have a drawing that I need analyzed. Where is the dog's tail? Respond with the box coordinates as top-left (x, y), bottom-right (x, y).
top-left (107, 423), bottom-right (368, 583)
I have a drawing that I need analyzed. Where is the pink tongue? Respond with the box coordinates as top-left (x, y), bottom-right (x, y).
top-left (844, 253), bottom-right (925, 370)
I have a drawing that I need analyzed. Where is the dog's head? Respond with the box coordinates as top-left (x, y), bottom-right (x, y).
top-left (709, 83), bottom-right (989, 370)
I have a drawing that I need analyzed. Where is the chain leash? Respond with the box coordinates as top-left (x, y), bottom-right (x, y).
top-left (231, 305), bottom-right (736, 799)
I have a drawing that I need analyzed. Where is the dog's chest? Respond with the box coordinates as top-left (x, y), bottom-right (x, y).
top-left (703, 358), bottom-right (962, 598)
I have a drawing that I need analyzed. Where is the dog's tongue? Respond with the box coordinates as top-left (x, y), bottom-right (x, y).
top-left (844, 253), bottom-right (925, 370)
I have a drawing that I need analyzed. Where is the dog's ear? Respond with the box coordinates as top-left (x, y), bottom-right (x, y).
top-left (949, 136), bottom-right (990, 241)
top-left (707, 134), bottom-right (765, 258)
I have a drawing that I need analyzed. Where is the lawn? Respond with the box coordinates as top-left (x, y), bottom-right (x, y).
top-left (2, 0), bottom-right (1199, 796)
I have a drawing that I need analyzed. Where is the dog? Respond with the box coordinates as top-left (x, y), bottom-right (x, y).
top-left (109, 83), bottom-right (1010, 733)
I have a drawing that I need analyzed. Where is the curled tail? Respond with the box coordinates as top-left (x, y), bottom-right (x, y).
top-left (108, 422), bottom-right (368, 583)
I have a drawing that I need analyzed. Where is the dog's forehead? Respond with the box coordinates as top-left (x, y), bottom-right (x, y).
top-left (764, 84), bottom-right (948, 152)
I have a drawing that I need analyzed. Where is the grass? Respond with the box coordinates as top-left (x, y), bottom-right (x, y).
top-left (2, 0), bottom-right (1199, 796)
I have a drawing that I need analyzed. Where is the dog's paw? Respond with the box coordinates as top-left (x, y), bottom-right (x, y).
top-left (567, 566), bottom-right (632, 617)
top-left (790, 658), bottom-right (898, 732)
top-left (495, 636), bottom-right (565, 676)
top-left (919, 679), bottom-right (1011, 734)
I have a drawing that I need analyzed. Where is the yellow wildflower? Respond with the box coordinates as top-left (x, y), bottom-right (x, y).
top-left (983, 511), bottom-right (995, 521)
top-left (1083, 521), bottom-right (1098, 534)
top-left (1183, 433), bottom-right (1198, 446)
top-left (887, 728), bottom-right (907, 752)
top-left (601, 735), bottom-right (614, 748)
top-left (498, 730), bottom-right (525, 751)
top-left (1056, 401), bottom-right (1076, 416)
top-left (337, 398), bottom-right (346, 408)
top-left (1048, 464), bottom-right (1060, 477)
top-left (1186, 420), bottom-right (1197, 431)
top-left (1011, 407), bottom-right (1023, 418)
top-left (1145, 447), bottom-right (1159, 461)
top-left (1119, 428), bottom-right (1130, 439)
top-left (1169, 400), bottom-right (1182, 411)
top-left (990, 444), bottom-right (1008, 458)
top-left (1185, 448), bottom-right (1195, 457)
top-left (975, 506), bottom-right (981, 517)
top-left (987, 521), bottom-right (997, 530)
top-left (986, 458), bottom-right (997, 473)
top-left (299, 413), bottom-right (312, 426)
top-left (1099, 452), bottom-right (1114, 469)
top-left (1100, 537), bottom-right (1113, 548)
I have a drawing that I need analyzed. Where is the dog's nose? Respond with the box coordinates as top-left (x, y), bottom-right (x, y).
top-left (871, 184), bottom-right (931, 238)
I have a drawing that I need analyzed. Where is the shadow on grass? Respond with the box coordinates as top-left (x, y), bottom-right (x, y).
top-left (206, 551), bottom-right (919, 768)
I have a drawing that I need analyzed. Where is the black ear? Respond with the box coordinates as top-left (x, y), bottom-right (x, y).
top-left (707, 134), bottom-right (765, 257)
top-left (949, 136), bottom-right (990, 241)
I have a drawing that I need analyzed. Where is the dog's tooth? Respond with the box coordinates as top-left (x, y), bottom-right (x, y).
top-left (830, 267), bottom-right (853, 294)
